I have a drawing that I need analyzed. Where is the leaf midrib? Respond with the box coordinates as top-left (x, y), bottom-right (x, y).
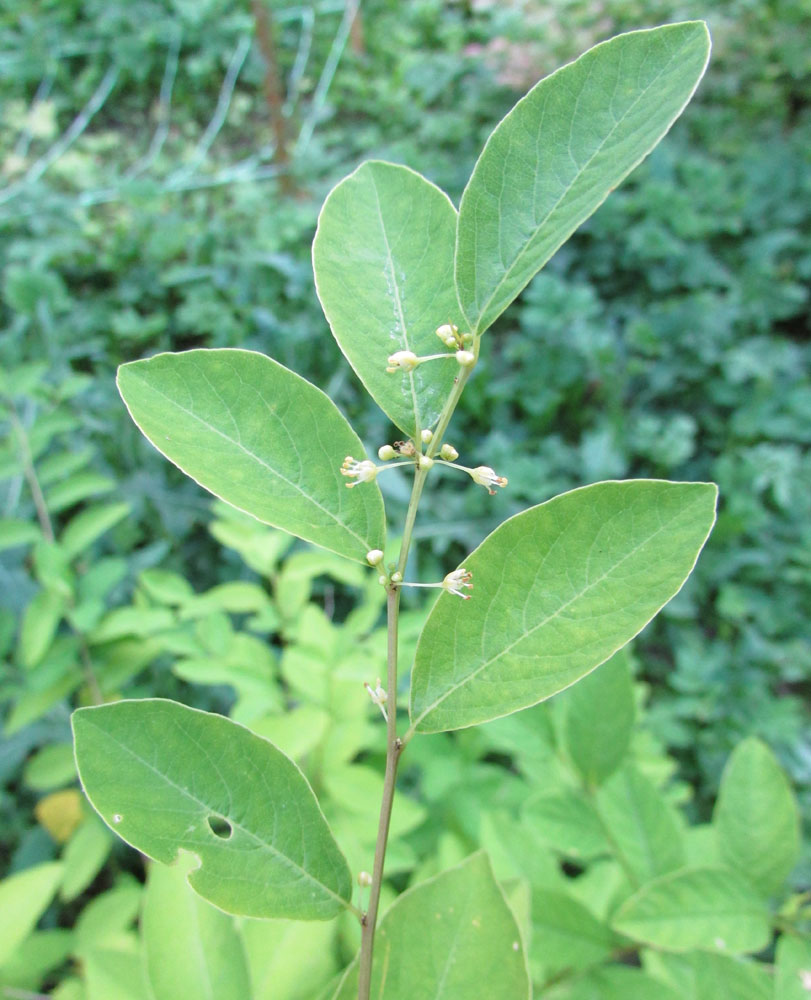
top-left (471, 29), bottom-right (698, 330)
top-left (414, 493), bottom-right (703, 726)
top-left (129, 367), bottom-right (371, 552)
top-left (84, 715), bottom-right (347, 910)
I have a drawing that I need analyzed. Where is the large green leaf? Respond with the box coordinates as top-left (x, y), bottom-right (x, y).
top-left (562, 647), bottom-right (634, 786)
top-left (455, 22), bottom-right (711, 334)
top-left (596, 764), bottom-right (686, 887)
top-left (410, 480), bottom-right (717, 733)
top-left (531, 890), bottom-right (616, 979)
top-left (142, 856), bottom-right (251, 1000)
top-left (313, 161), bottom-right (462, 437)
top-left (713, 737), bottom-right (800, 897)
top-left (72, 699), bottom-right (352, 920)
top-left (332, 853), bottom-right (530, 999)
top-left (612, 867), bottom-right (772, 954)
top-left (117, 349), bottom-right (384, 564)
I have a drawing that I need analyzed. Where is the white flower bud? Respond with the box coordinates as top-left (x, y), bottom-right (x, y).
top-left (358, 870), bottom-right (373, 888)
top-left (378, 444), bottom-right (396, 461)
top-left (386, 350), bottom-right (420, 373)
top-left (391, 571), bottom-right (403, 583)
top-left (440, 443), bottom-right (459, 461)
top-left (456, 350), bottom-right (475, 367)
top-left (421, 429), bottom-right (433, 444)
top-left (419, 455), bottom-right (434, 470)
top-left (366, 549), bottom-right (385, 566)
top-left (435, 323), bottom-right (459, 348)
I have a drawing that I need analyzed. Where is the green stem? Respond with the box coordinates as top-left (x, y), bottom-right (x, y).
top-left (7, 402), bottom-right (54, 542)
top-left (356, 355), bottom-right (477, 999)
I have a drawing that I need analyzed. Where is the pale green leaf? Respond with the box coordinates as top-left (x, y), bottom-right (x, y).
top-left (61, 502), bottom-right (131, 558)
top-left (332, 853), bottom-right (530, 999)
top-left (411, 480), bottom-right (717, 733)
top-left (117, 349), bottom-right (385, 563)
top-left (18, 588), bottom-right (65, 669)
top-left (596, 764), bottom-right (686, 886)
top-left (0, 862), bottom-right (63, 966)
top-left (523, 792), bottom-right (608, 860)
top-left (546, 965), bottom-right (681, 1000)
top-left (713, 737), bottom-right (800, 897)
top-left (72, 698), bottom-right (352, 919)
top-left (612, 867), bottom-right (772, 954)
top-left (60, 817), bottom-right (112, 902)
top-left (313, 160), bottom-right (461, 437)
top-left (456, 22), bottom-right (711, 333)
top-left (562, 647), bottom-right (634, 786)
top-left (531, 890), bottom-right (616, 979)
top-left (142, 855), bottom-right (251, 1000)
top-left (23, 742), bottom-right (77, 791)
top-left (241, 918), bottom-right (339, 1000)
top-left (643, 950), bottom-right (771, 1000)
top-left (776, 934), bottom-right (811, 1000)
top-left (0, 517), bottom-right (41, 551)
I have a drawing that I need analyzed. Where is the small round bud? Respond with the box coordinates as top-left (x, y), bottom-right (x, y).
top-left (440, 443), bottom-right (459, 461)
top-left (391, 571), bottom-right (403, 583)
top-left (456, 350), bottom-right (475, 367)
top-left (378, 444), bottom-right (396, 461)
top-left (358, 871), bottom-right (373, 888)
top-left (421, 429), bottom-right (433, 444)
top-left (366, 549), bottom-right (385, 566)
top-left (386, 350), bottom-right (419, 373)
top-left (435, 323), bottom-right (459, 348)
top-left (419, 455), bottom-right (434, 470)
top-left (378, 575), bottom-right (387, 585)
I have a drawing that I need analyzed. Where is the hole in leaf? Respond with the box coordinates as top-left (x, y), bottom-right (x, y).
top-left (207, 815), bottom-right (233, 839)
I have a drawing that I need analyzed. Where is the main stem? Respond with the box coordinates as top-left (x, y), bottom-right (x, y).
top-left (356, 359), bottom-right (476, 998)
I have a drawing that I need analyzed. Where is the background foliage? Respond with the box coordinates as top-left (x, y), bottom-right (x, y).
top-left (1, 0), bottom-right (809, 995)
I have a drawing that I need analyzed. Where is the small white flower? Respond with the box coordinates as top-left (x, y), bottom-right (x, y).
top-left (364, 678), bottom-right (388, 720)
top-left (378, 444), bottom-right (396, 461)
top-left (419, 455), bottom-right (434, 470)
top-left (456, 349), bottom-right (475, 367)
top-left (341, 456), bottom-right (378, 487)
top-left (421, 429), bottom-right (433, 444)
top-left (386, 350), bottom-right (420, 373)
top-left (443, 567), bottom-right (473, 599)
top-left (366, 549), bottom-right (385, 566)
top-left (470, 466), bottom-right (508, 495)
top-left (436, 323), bottom-right (460, 348)
top-left (440, 443), bottom-right (459, 461)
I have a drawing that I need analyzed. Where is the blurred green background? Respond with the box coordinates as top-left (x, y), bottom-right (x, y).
top-left (1, 0), bottom-right (809, 992)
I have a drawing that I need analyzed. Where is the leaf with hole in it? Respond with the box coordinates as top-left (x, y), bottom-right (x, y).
top-left (313, 161), bottom-right (462, 437)
top-left (410, 480), bottom-right (717, 733)
top-left (612, 867), bottom-right (772, 954)
top-left (117, 349), bottom-right (384, 564)
top-left (332, 853), bottom-right (530, 999)
top-left (713, 737), bottom-right (800, 897)
top-left (455, 22), bottom-right (711, 334)
top-left (72, 699), bottom-right (352, 920)
top-left (142, 855), bottom-right (251, 1000)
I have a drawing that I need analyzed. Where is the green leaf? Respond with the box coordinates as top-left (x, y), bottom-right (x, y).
top-left (142, 855), bottom-right (251, 1000)
top-left (332, 853), bottom-right (530, 999)
top-left (562, 647), bottom-right (634, 786)
top-left (713, 737), bottom-right (800, 896)
top-left (0, 862), bottom-right (63, 966)
top-left (61, 502), bottom-right (131, 558)
top-left (455, 22), bottom-right (711, 334)
top-left (72, 698), bottom-right (352, 919)
top-left (644, 950), bottom-right (771, 1000)
top-left (595, 764), bottom-right (686, 886)
top-left (411, 480), bottom-right (717, 733)
top-left (60, 817), bottom-right (112, 902)
top-left (776, 934), bottom-right (811, 1000)
top-left (550, 965), bottom-right (681, 1000)
top-left (18, 588), bottom-right (65, 669)
top-left (523, 792), bottom-right (608, 860)
top-left (23, 742), bottom-right (77, 791)
top-left (531, 890), bottom-right (616, 979)
top-left (117, 349), bottom-right (385, 563)
top-left (241, 918), bottom-right (339, 1000)
top-left (313, 161), bottom-right (462, 437)
top-left (0, 517), bottom-right (41, 551)
top-left (612, 867), bottom-right (772, 954)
